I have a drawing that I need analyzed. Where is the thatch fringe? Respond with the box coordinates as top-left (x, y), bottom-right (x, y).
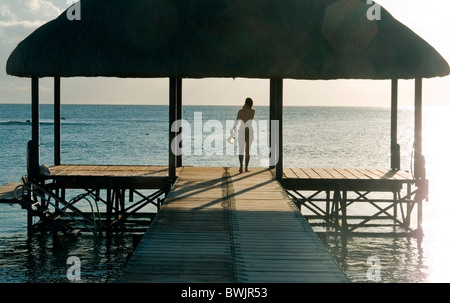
top-left (6, 0), bottom-right (450, 79)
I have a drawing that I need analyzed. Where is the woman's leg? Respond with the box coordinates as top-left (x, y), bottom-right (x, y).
top-left (245, 149), bottom-right (250, 172)
top-left (244, 129), bottom-right (253, 172)
top-left (238, 129), bottom-right (244, 173)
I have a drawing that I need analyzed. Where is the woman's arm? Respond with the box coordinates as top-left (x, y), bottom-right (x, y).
top-left (232, 110), bottom-right (242, 130)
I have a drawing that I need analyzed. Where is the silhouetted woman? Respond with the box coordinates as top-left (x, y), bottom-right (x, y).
top-left (231, 97), bottom-right (255, 173)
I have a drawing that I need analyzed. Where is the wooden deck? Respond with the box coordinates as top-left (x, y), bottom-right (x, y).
top-left (3, 165), bottom-right (420, 279)
top-left (48, 165), bottom-right (170, 177)
top-left (120, 167), bottom-right (348, 283)
top-left (0, 183), bottom-right (21, 203)
top-left (282, 167), bottom-right (422, 234)
top-left (284, 167), bottom-right (413, 180)
top-left (44, 165), bottom-right (172, 189)
top-left (282, 167), bottom-right (414, 192)
top-left (41, 165), bottom-right (414, 191)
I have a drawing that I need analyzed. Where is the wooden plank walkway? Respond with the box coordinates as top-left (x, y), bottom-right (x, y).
top-left (48, 165), bottom-right (170, 177)
top-left (44, 165), bottom-right (172, 189)
top-left (283, 167), bottom-right (413, 181)
top-left (282, 167), bottom-right (414, 192)
top-left (120, 167), bottom-right (348, 283)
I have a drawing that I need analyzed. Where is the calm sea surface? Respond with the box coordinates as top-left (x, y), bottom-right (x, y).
top-left (0, 104), bottom-right (449, 283)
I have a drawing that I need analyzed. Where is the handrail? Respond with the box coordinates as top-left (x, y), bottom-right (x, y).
top-left (65, 192), bottom-right (101, 236)
top-left (15, 182), bottom-right (99, 238)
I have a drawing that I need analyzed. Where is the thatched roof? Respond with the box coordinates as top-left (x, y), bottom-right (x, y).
top-left (6, 0), bottom-right (450, 80)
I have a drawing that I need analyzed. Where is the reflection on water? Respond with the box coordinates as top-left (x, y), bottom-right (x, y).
top-left (0, 222), bottom-right (137, 283)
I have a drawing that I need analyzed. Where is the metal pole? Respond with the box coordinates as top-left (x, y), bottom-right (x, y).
top-left (54, 77), bottom-right (61, 166)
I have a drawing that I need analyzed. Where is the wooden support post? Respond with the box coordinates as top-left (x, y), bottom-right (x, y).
top-left (326, 189), bottom-right (331, 221)
top-left (269, 80), bottom-right (276, 170)
top-left (414, 78), bottom-right (425, 180)
top-left (114, 189), bottom-right (119, 222)
top-left (393, 191), bottom-right (398, 222)
top-left (391, 79), bottom-right (400, 170)
top-left (106, 188), bottom-right (112, 234)
top-left (129, 189), bottom-right (134, 203)
top-left (169, 78), bottom-right (177, 180)
top-left (418, 196), bottom-right (423, 233)
top-left (61, 188), bottom-right (66, 203)
top-left (27, 204), bottom-right (33, 236)
top-left (414, 78), bottom-right (425, 233)
top-left (273, 79), bottom-right (283, 180)
top-left (120, 189), bottom-right (125, 215)
top-left (54, 77), bottom-right (61, 166)
top-left (333, 188), bottom-right (340, 229)
top-left (30, 76), bottom-right (40, 180)
top-left (176, 78), bottom-right (183, 167)
top-left (341, 187), bottom-right (348, 232)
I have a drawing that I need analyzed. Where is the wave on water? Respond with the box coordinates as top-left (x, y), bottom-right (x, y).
top-left (0, 120), bottom-right (32, 125)
top-left (0, 120), bottom-right (85, 126)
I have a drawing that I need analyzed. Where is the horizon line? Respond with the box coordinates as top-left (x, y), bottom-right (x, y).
top-left (1, 102), bottom-right (445, 108)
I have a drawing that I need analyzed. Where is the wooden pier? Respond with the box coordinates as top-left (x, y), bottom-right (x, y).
top-left (282, 167), bottom-right (425, 234)
top-left (45, 164), bottom-right (171, 188)
top-left (120, 167), bottom-right (348, 283)
top-left (2, 164), bottom-right (424, 236)
top-left (0, 183), bottom-right (21, 203)
top-left (1, 165), bottom-right (174, 235)
top-left (4, 0), bottom-right (446, 285)
top-left (2, 164), bottom-right (426, 282)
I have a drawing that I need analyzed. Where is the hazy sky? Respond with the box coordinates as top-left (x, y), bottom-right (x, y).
top-left (0, 0), bottom-right (449, 107)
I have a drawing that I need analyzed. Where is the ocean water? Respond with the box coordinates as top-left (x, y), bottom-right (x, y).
top-left (0, 104), bottom-right (449, 283)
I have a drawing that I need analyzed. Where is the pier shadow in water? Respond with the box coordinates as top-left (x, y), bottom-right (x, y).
top-left (0, 228), bottom-right (137, 283)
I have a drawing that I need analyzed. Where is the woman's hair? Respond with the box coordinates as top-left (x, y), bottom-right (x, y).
top-left (244, 97), bottom-right (254, 109)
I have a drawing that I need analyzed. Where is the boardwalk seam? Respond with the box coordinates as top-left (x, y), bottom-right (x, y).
top-left (223, 167), bottom-right (238, 283)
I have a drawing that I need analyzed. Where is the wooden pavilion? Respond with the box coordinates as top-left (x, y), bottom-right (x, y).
top-left (5, 0), bottom-right (450, 235)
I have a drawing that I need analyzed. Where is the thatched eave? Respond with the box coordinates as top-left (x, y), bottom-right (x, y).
top-left (6, 0), bottom-right (450, 80)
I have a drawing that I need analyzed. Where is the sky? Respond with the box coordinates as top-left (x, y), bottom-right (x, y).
top-left (0, 0), bottom-right (449, 107)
